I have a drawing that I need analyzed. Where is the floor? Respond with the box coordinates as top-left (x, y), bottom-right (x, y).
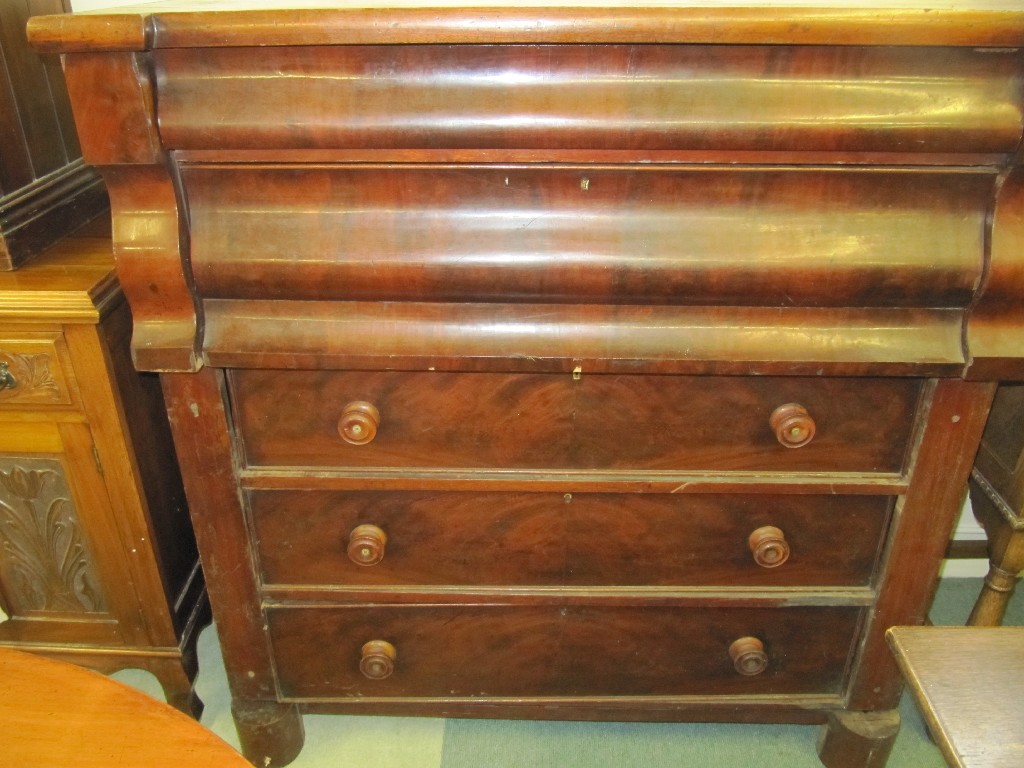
top-left (112, 575), bottom-right (1012, 768)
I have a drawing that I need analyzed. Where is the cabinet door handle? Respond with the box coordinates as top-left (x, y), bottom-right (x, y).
top-left (729, 636), bottom-right (768, 676)
top-left (360, 640), bottom-right (397, 680)
top-left (348, 524), bottom-right (387, 566)
top-left (338, 401), bottom-right (380, 445)
top-left (0, 361), bottom-right (17, 390)
top-left (769, 403), bottom-right (816, 448)
top-left (748, 526), bottom-right (790, 568)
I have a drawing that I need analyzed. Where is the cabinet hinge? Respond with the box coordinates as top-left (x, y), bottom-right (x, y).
top-left (92, 444), bottom-right (104, 476)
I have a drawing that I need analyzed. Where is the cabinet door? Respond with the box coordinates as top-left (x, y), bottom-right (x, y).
top-left (0, 421), bottom-right (131, 647)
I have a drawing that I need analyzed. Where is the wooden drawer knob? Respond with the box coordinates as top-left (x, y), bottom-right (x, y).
top-left (729, 636), bottom-right (768, 676)
top-left (360, 640), bottom-right (397, 680)
top-left (748, 526), bottom-right (790, 569)
top-left (348, 524), bottom-right (387, 566)
top-left (338, 401), bottom-right (380, 445)
top-left (769, 403), bottom-right (816, 448)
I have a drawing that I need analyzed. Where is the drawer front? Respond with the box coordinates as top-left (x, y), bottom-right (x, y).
top-left (268, 605), bottom-right (861, 699)
top-left (158, 45), bottom-right (1022, 154)
top-left (232, 371), bottom-right (920, 473)
top-left (187, 165), bottom-right (987, 309)
top-left (251, 491), bottom-right (891, 588)
top-left (0, 334), bottom-right (75, 407)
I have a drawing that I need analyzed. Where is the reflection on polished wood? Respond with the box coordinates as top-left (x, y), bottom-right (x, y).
top-left (27, 5), bottom-right (1024, 767)
top-left (0, 647), bottom-right (249, 768)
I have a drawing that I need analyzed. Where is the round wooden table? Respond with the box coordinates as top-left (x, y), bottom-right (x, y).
top-left (0, 648), bottom-right (250, 767)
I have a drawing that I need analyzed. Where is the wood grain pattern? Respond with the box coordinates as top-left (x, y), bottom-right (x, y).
top-left (0, 227), bottom-right (207, 716)
top-left (157, 44), bottom-right (1022, 154)
top-left (250, 490), bottom-right (891, 589)
top-left (231, 370), bottom-right (921, 474)
top-left (186, 165), bottom-right (991, 308)
top-left (28, 5), bottom-right (1024, 765)
top-left (888, 626), bottom-right (1024, 768)
top-left (269, 604), bottom-right (861, 699)
top-left (26, 6), bottom-right (1024, 53)
top-left (0, 647), bottom-right (249, 768)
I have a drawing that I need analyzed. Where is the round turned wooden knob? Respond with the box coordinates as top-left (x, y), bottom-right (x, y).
top-left (338, 401), bottom-right (380, 445)
top-left (360, 640), bottom-right (397, 680)
top-left (729, 636), bottom-right (768, 676)
top-left (348, 524), bottom-right (387, 566)
top-left (748, 526), bottom-right (790, 569)
top-left (769, 403), bottom-right (816, 448)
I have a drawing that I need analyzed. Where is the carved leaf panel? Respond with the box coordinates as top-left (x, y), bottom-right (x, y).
top-left (0, 348), bottom-right (67, 405)
top-left (0, 458), bottom-right (107, 616)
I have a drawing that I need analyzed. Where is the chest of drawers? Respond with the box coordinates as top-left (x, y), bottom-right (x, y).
top-left (29, 4), bottom-right (1024, 766)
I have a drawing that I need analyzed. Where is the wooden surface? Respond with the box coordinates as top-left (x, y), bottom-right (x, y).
top-left (0, 647), bottom-right (248, 768)
top-left (888, 626), bottom-right (1024, 768)
top-left (0, 219), bottom-right (208, 715)
top-left (968, 384), bottom-right (1024, 625)
top-left (0, 0), bottom-right (107, 269)
top-left (27, 5), bottom-right (1024, 767)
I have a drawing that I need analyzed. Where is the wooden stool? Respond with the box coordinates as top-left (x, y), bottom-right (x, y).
top-left (888, 626), bottom-right (1024, 768)
top-left (0, 647), bottom-right (250, 767)
top-left (968, 384), bottom-right (1024, 626)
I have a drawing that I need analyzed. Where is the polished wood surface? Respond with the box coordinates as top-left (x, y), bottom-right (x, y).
top-left (250, 490), bottom-right (889, 589)
top-left (268, 605), bottom-right (860, 698)
top-left (0, 647), bottom-right (248, 768)
top-left (231, 371), bottom-right (920, 472)
top-left (27, 5), bottom-right (1024, 767)
top-left (888, 626), bottom-right (1024, 768)
top-left (0, 221), bottom-right (208, 715)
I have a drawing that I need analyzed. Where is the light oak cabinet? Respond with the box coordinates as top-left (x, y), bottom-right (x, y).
top-left (0, 221), bottom-right (208, 715)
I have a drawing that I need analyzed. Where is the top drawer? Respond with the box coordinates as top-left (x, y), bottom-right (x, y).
top-left (231, 371), bottom-right (920, 474)
top-left (0, 333), bottom-right (76, 408)
top-left (156, 45), bottom-right (1023, 154)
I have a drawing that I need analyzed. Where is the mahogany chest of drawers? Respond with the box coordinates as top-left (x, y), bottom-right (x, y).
top-left (29, 4), bottom-right (1024, 766)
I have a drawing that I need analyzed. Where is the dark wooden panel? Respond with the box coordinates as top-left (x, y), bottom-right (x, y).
top-left (0, 0), bottom-right (69, 179)
top-left (204, 300), bottom-right (966, 377)
top-left (185, 166), bottom-right (990, 308)
top-left (268, 604), bottom-right (861, 699)
top-left (250, 490), bottom-right (891, 589)
top-left (0, 38), bottom-right (33, 193)
top-left (231, 371), bottom-right (921, 474)
top-left (156, 45), bottom-right (1022, 154)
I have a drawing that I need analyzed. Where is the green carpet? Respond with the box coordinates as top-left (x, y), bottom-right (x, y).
top-left (438, 578), bottom-right (1017, 768)
top-left (112, 576), bottom-right (1014, 767)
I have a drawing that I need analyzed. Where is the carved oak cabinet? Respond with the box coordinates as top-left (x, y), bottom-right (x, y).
top-left (0, 220), bottom-right (207, 714)
top-left (28, 4), bottom-right (1024, 766)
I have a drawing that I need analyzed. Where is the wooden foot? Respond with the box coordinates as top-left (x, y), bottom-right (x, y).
top-left (150, 651), bottom-right (204, 719)
top-left (232, 699), bottom-right (304, 767)
top-left (817, 709), bottom-right (900, 768)
top-left (967, 562), bottom-right (1018, 626)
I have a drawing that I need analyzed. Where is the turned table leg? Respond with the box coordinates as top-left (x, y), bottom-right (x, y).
top-left (817, 710), bottom-right (900, 768)
top-left (968, 562), bottom-right (1020, 626)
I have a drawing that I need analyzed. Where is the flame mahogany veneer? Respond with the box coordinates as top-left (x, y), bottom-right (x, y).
top-left (28, 4), bottom-right (1024, 766)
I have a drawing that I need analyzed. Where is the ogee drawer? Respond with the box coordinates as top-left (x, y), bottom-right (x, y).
top-left (250, 490), bottom-right (891, 588)
top-left (267, 604), bottom-right (862, 699)
top-left (231, 371), bottom-right (921, 473)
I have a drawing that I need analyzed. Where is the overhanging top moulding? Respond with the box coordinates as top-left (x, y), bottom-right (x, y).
top-left (26, 3), bottom-right (1024, 54)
